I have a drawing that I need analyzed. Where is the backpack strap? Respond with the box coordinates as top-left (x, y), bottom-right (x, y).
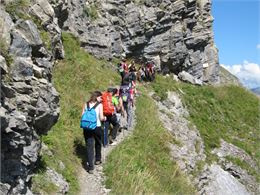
top-left (92, 102), bottom-right (100, 109)
top-left (86, 102), bottom-right (100, 110)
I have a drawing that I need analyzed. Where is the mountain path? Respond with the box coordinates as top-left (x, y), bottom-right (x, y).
top-left (78, 113), bottom-right (135, 195)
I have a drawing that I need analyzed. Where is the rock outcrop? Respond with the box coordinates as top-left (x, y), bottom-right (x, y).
top-left (0, 0), bottom-right (63, 193)
top-left (153, 90), bottom-right (259, 195)
top-left (51, 0), bottom-right (219, 83)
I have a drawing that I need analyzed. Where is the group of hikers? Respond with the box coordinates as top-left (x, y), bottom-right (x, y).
top-left (80, 58), bottom-right (156, 174)
top-left (119, 58), bottom-right (156, 83)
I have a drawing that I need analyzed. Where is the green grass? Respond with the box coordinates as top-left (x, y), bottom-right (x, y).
top-left (5, 0), bottom-right (30, 20)
top-left (33, 32), bottom-right (120, 194)
top-left (31, 171), bottom-right (59, 195)
top-left (151, 75), bottom-right (260, 180)
top-left (40, 30), bottom-right (52, 51)
top-left (104, 86), bottom-right (195, 194)
top-left (83, 4), bottom-right (99, 20)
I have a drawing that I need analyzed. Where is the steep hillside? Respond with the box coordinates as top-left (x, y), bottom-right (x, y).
top-left (31, 33), bottom-right (121, 194)
top-left (152, 75), bottom-right (260, 194)
top-left (219, 66), bottom-right (241, 86)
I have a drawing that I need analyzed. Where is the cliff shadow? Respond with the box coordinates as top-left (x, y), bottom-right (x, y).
top-left (74, 138), bottom-right (87, 170)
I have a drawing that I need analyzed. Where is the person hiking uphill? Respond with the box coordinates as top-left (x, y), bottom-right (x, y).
top-left (112, 88), bottom-right (125, 131)
top-left (145, 61), bottom-right (155, 82)
top-left (81, 91), bottom-right (106, 174)
top-left (103, 88), bottom-right (120, 146)
top-left (118, 58), bottom-right (128, 82)
top-left (120, 84), bottom-right (134, 131)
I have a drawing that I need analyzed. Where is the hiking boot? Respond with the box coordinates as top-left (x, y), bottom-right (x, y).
top-left (118, 127), bottom-right (122, 132)
top-left (95, 161), bottom-right (102, 165)
top-left (110, 141), bottom-right (118, 146)
top-left (88, 170), bottom-right (94, 174)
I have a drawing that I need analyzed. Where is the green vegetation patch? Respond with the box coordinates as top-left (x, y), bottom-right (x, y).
top-left (31, 171), bottom-right (59, 195)
top-left (5, 0), bottom-right (30, 20)
top-left (37, 32), bottom-right (120, 194)
top-left (152, 75), bottom-right (260, 180)
top-left (83, 3), bottom-right (99, 20)
top-left (104, 87), bottom-right (195, 194)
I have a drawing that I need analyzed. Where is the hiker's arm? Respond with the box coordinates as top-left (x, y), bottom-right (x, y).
top-left (119, 98), bottom-right (124, 112)
top-left (81, 104), bottom-right (85, 116)
top-left (119, 97), bottom-right (125, 117)
top-left (99, 104), bottom-right (106, 121)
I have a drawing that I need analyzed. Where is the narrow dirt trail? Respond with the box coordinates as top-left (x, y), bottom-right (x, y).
top-left (78, 116), bottom-right (135, 195)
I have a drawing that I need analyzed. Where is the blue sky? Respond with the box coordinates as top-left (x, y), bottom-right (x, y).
top-left (212, 0), bottom-right (260, 89)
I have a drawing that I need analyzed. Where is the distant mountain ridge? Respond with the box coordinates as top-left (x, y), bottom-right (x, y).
top-left (251, 87), bottom-right (260, 95)
top-left (219, 66), bottom-right (241, 86)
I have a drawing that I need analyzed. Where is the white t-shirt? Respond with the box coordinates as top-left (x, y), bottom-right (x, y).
top-left (86, 102), bottom-right (102, 127)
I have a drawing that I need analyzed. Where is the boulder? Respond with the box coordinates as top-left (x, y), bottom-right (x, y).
top-left (178, 71), bottom-right (203, 85)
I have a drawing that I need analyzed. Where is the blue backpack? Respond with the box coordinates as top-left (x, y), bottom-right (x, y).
top-left (80, 102), bottom-right (99, 130)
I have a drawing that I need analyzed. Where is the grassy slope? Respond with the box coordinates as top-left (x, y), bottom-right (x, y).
top-left (32, 33), bottom-right (193, 194)
top-left (32, 33), bottom-right (120, 194)
top-left (104, 86), bottom-right (195, 194)
top-left (32, 32), bottom-right (259, 194)
top-left (152, 75), bottom-right (260, 181)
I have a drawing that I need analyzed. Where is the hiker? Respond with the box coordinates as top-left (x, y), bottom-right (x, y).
top-left (103, 88), bottom-right (120, 146)
top-left (112, 88), bottom-right (125, 131)
top-left (137, 65), bottom-right (145, 82)
top-left (129, 60), bottom-right (137, 72)
top-left (120, 84), bottom-right (134, 130)
top-left (118, 58), bottom-right (128, 82)
top-left (81, 91), bottom-right (106, 174)
top-left (145, 61), bottom-right (155, 82)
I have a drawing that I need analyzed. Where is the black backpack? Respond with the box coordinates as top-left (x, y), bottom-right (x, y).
top-left (120, 85), bottom-right (130, 103)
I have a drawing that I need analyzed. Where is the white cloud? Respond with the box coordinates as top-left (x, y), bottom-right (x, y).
top-left (221, 61), bottom-right (260, 89)
top-left (257, 44), bottom-right (260, 49)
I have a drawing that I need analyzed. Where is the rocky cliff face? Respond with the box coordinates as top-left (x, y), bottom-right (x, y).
top-left (1, 0), bottom-right (220, 194)
top-left (0, 0), bottom-right (63, 193)
top-left (51, 0), bottom-right (219, 83)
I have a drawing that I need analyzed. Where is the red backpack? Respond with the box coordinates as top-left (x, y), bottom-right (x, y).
top-left (102, 92), bottom-right (115, 116)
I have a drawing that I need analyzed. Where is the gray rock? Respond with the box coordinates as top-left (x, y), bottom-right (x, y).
top-left (0, 8), bottom-right (13, 46)
top-left (1, 83), bottom-right (17, 98)
top-left (10, 30), bottom-right (32, 57)
top-left (0, 183), bottom-right (11, 195)
top-left (154, 91), bottom-right (206, 173)
top-left (0, 55), bottom-right (8, 74)
top-left (1, 5), bottom-right (61, 193)
top-left (55, 0), bottom-right (219, 83)
top-left (178, 71), bottom-right (203, 85)
top-left (0, 106), bottom-right (9, 131)
top-left (46, 168), bottom-right (69, 194)
top-left (15, 20), bottom-right (43, 46)
top-left (203, 164), bottom-right (250, 195)
top-left (30, 0), bottom-right (55, 24)
top-left (212, 139), bottom-right (257, 169)
top-left (10, 58), bottom-right (34, 79)
top-left (34, 86), bottom-right (60, 135)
